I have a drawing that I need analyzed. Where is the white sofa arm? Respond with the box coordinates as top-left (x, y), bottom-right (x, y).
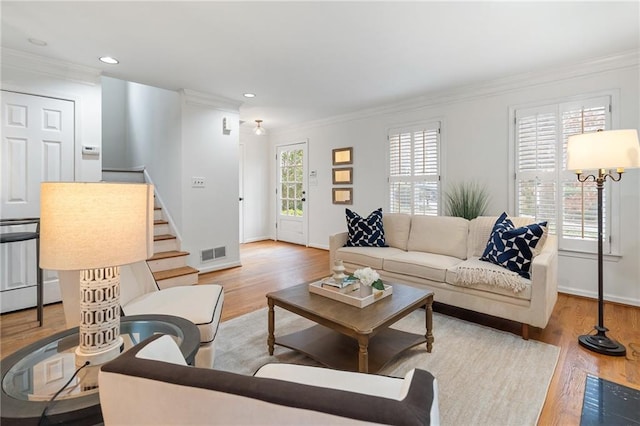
top-left (529, 234), bottom-right (559, 328)
top-left (329, 232), bottom-right (348, 274)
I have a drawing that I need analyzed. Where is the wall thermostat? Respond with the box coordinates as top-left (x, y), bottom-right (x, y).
top-left (82, 145), bottom-right (100, 155)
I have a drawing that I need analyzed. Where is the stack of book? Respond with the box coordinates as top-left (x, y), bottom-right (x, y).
top-left (321, 277), bottom-right (360, 294)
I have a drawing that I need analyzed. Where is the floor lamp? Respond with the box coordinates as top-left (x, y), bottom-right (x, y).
top-left (566, 129), bottom-right (640, 357)
top-left (40, 182), bottom-right (154, 366)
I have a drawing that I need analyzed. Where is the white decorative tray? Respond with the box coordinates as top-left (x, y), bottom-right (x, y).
top-left (308, 280), bottom-right (393, 308)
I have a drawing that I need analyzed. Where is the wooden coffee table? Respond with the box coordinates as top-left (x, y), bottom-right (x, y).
top-left (267, 282), bottom-right (433, 373)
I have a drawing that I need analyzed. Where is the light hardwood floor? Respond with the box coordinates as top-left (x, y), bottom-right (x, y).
top-left (1, 240), bottom-right (638, 425)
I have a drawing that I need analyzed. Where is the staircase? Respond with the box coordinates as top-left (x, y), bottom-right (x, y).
top-left (149, 205), bottom-right (199, 289)
top-left (103, 169), bottom-right (199, 289)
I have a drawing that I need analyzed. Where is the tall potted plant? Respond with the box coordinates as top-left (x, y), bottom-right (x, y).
top-left (445, 181), bottom-right (490, 220)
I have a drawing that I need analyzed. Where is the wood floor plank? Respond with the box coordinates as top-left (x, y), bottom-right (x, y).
top-left (1, 240), bottom-right (638, 425)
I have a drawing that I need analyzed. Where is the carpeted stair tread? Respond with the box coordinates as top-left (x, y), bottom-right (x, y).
top-left (154, 234), bottom-right (176, 241)
top-left (148, 250), bottom-right (189, 261)
top-left (153, 266), bottom-right (198, 281)
top-left (154, 219), bottom-right (169, 225)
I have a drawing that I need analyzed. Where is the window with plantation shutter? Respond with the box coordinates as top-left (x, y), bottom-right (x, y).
top-left (389, 123), bottom-right (440, 215)
top-left (514, 95), bottom-right (612, 253)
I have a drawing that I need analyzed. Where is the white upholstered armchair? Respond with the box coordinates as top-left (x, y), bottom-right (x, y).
top-left (58, 261), bottom-right (224, 368)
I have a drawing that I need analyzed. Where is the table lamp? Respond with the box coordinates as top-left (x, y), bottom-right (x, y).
top-left (566, 128), bottom-right (640, 356)
top-left (40, 182), bottom-right (154, 366)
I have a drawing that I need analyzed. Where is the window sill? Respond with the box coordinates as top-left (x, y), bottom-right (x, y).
top-left (559, 249), bottom-right (622, 262)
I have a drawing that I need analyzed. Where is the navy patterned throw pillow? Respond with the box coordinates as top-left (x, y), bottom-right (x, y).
top-left (345, 208), bottom-right (387, 247)
top-left (481, 212), bottom-right (547, 279)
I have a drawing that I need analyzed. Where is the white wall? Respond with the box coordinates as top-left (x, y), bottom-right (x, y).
top-left (101, 76), bottom-right (128, 169)
top-left (270, 52), bottom-right (640, 306)
top-left (1, 49), bottom-right (103, 182)
top-left (124, 81), bottom-right (183, 229)
top-left (103, 82), bottom-right (242, 272)
top-left (180, 92), bottom-right (241, 272)
top-left (239, 128), bottom-right (271, 242)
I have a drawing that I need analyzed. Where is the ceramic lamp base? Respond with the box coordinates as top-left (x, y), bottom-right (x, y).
top-left (75, 336), bottom-right (124, 367)
top-left (77, 267), bottom-right (123, 366)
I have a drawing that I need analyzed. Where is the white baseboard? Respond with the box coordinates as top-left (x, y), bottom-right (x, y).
top-left (198, 260), bottom-right (242, 274)
top-left (308, 243), bottom-right (329, 251)
top-left (558, 285), bottom-right (640, 307)
top-left (242, 236), bottom-right (270, 243)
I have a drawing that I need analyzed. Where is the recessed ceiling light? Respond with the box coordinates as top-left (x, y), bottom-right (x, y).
top-left (99, 56), bottom-right (119, 65)
top-left (243, 93), bottom-right (256, 98)
top-left (28, 38), bottom-right (47, 47)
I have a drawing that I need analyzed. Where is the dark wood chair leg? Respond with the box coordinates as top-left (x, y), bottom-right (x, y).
top-left (522, 323), bottom-right (529, 340)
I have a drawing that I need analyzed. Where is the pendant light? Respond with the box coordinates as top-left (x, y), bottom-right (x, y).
top-left (254, 120), bottom-right (266, 136)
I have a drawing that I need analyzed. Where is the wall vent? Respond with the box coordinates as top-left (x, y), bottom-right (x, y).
top-left (201, 248), bottom-right (215, 262)
top-left (214, 246), bottom-right (226, 259)
top-left (201, 246), bottom-right (226, 263)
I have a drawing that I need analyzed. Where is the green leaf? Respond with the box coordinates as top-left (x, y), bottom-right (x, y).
top-left (372, 280), bottom-right (385, 291)
top-left (444, 181), bottom-right (491, 220)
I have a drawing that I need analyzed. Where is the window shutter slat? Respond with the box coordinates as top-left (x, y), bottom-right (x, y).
top-left (389, 123), bottom-right (440, 215)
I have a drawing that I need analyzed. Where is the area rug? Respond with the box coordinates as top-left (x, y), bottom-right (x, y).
top-left (215, 307), bottom-right (560, 425)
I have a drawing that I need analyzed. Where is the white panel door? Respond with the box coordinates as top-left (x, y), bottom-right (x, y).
top-left (1, 91), bottom-right (74, 312)
top-left (276, 142), bottom-right (307, 245)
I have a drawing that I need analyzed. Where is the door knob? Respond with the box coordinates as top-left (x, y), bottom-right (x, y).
top-left (301, 198), bottom-right (306, 202)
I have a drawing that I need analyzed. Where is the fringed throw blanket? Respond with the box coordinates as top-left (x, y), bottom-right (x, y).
top-left (454, 264), bottom-right (526, 293)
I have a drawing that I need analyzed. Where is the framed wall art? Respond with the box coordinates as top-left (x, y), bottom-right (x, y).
top-left (332, 188), bottom-right (353, 205)
top-left (332, 167), bottom-right (353, 185)
top-left (332, 147), bottom-right (353, 166)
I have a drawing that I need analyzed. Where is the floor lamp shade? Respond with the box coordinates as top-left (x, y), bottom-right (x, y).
top-left (567, 129), bottom-right (640, 171)
top-left (40, 182), bottom-right (154, 365)
top-left (565, 129), bottom-right (639, 357)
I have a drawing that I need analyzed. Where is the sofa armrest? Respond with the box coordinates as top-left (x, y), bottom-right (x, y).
top-left (329, 231), bottom-right (348, 274)
top-left (529, 234), bottom-right (558, 328)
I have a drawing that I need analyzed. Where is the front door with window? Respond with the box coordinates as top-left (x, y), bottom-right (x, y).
top-left (276, 143), bottom-right (307, 245)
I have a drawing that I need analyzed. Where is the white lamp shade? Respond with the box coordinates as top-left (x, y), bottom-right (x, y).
top-left (566, 129), bottom-right (640, 171)
top-left (40, 182), bottom-right (154, 270)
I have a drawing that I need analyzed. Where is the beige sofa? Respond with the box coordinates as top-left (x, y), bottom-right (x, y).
top-left (330, 214), bottom-right (558, 338)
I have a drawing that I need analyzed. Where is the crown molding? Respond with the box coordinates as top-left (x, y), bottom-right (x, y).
top-left (273, 50), bottom-right (640, 135)
top-left (1, 48), bottom-right (102, 86)
top-left (181, 89), bottom-right (243, 112)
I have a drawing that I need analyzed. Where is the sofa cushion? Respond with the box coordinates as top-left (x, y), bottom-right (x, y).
top-left (345, 208), bottom-right (387, 247)
top-left (123, 285), bottom-right (224, 344)
top-left (336, 246), bottom-right (405, 270)
top-left (481, 213), bottom-right (547, 279)
top-left (384, 251), bottom-right (463, 282)
top-left (382, 213), bottom-right (412, 250)
top-left (407, 216), bottom-right (469, 260)
top-left (468, 215), bottom-right (549, 258)
top-left (446, 258), bottom-right (532, 300)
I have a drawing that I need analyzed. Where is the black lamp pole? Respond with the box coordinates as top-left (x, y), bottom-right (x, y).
top-left (576, 168), bottom-right (626, 356)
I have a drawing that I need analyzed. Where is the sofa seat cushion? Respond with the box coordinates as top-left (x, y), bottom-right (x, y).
top-left (384, 251), bottom-right (463, 282)
top-left (445, 258), bottom-right (531, 301)
top-left (336, 246), bottom-right (405, 270)
top-left (123, 285), bottom-right (224, 344)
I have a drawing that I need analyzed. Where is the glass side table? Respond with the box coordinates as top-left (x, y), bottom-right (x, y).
top-left (1, 314), bottom-right (200, 425)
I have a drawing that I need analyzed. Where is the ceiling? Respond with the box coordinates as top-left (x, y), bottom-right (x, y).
top-left (2, 1), bottom-right (639, 131)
